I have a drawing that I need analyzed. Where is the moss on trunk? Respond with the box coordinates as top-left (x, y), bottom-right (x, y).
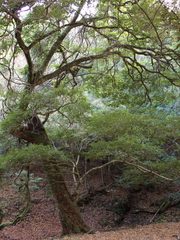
top-left (44, 159), bottom-right (92, 235)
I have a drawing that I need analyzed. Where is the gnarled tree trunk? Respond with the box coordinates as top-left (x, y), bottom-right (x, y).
top-left (12, 115), bottom-right (92, 236)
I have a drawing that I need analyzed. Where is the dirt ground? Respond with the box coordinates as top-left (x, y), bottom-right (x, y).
top-left (0, 165), bottom-right (180, 240)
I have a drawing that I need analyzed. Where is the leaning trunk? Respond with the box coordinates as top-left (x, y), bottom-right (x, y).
top-left (44, 158), bottom-right (91, 235)
top-left (12, 115), bottom-right (92, 235)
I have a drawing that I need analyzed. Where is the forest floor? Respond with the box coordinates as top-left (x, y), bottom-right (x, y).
top-left (0, 164), bottom-right (180, 240)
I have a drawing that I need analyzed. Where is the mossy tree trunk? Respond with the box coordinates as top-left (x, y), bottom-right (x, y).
top-left (12, 115), bottom-right (92, 236)
top-left (44, 159), bottom-right (91, 235)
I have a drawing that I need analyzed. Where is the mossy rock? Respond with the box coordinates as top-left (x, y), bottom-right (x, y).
top-left (110, 197), bottom-right (131, 224)
top-left (112, 199), bottom-right (131, 215)
top-left (111, 187), bottom-right (131, 218)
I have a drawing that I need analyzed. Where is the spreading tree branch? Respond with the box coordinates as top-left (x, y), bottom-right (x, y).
top-left (73, 159), bottom-right (177, 198)
top-left (35, 0), bottom-right (87, 78)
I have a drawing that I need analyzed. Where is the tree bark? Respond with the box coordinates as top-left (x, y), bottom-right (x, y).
top-left (12, 115), bottom-right (92, 236)
top-left (44, 159), bottom-right (91, 235)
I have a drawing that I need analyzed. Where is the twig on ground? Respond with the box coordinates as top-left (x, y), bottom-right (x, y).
top-left (149, 202), bottom-right (165, 224)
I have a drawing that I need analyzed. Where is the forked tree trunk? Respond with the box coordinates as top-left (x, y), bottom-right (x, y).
top-left (12, 115), bottom-right (92, 236)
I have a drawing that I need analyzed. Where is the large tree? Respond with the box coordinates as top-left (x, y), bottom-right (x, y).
top-left (0, 0), bottom-right (179, 236)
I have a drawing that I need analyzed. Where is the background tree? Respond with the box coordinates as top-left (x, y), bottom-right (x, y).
top-left (0, 0), bottom-right (179, 236)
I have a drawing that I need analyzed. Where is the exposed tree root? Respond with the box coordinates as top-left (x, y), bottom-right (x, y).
top-left (0, 198), bottom-right (30, 230)
top-left (0, 167), bottom-right (31, 230)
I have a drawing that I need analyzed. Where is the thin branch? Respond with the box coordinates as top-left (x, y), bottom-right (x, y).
top-left (74, 159), bottom-right (177, 196)
top-left (10, 12), bottom-right (34, 84)
top-left (36, 0), bottom-right (87, 77)
top-left (124, 161), bottom-right (176, 181)
top-left (149, 202), bottom-right (166, 224)
top-left (135, 0), bottom-right (163, 50)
